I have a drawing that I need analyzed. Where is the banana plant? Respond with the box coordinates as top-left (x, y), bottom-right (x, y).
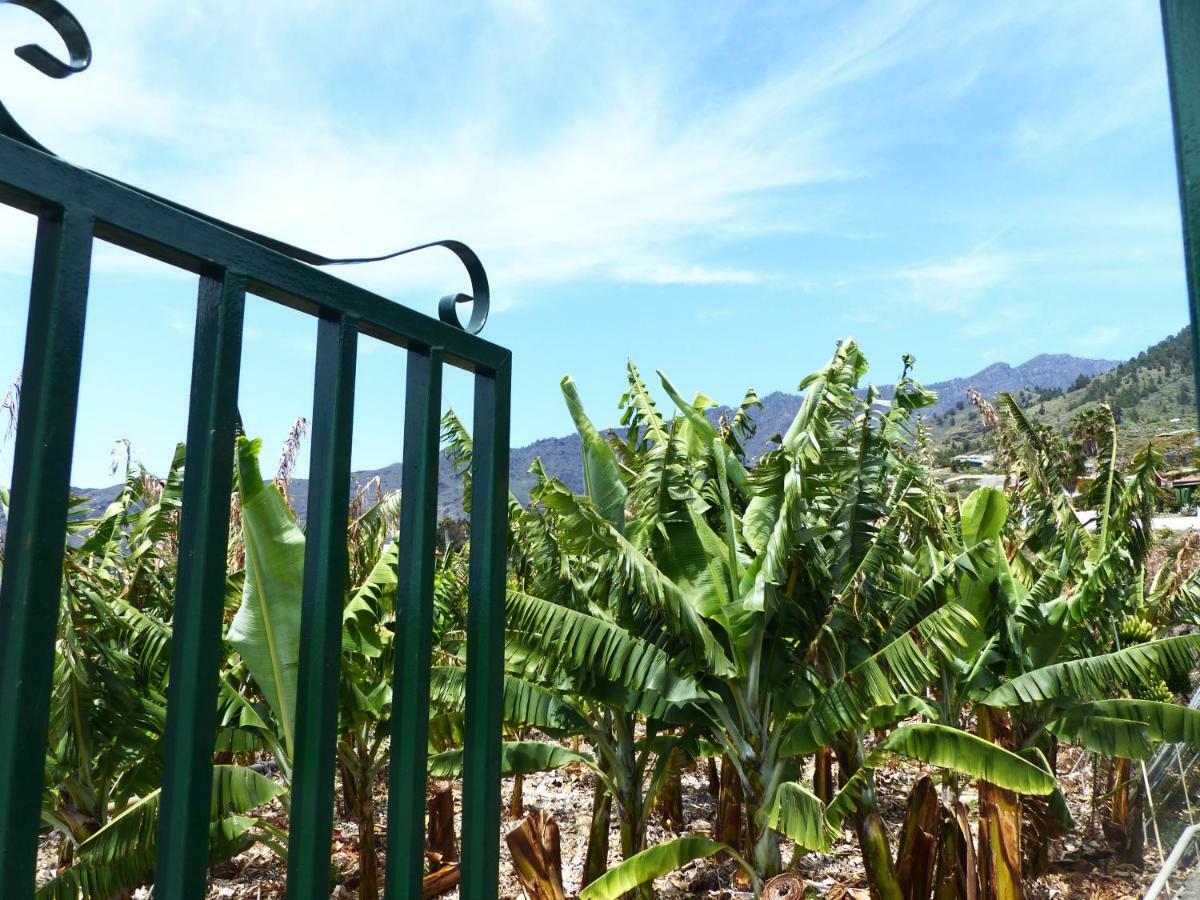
top-left (459, 345), bottom-right (1054, 897)
top-left (722, 346), bottom-right (1024, 897)
top-left (37, 765), bottom-right (285, 900)
top-left (227, 437), bottom-right (306, 764)
top-left (226, 435), bottom-right (414, 899)
top-left (40, 451), bottom-right (183, 862)
top-left (37, 445), bottom-right (290, 896)
top-left (921, 395), bottom-right (1200, 894)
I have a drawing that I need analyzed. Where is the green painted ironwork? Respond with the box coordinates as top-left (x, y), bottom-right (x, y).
top-left (386, 345), bottom-right (445, 900)
top-left (286, 316), bottom-right (359, 899)
top-left (0, 4), bottom-right (511, 897)
top-left (461, 369), bottom-right (511, 900)
top-left (156, 270), bottom-right (248, 895)
top-left (0, 205), bottom-right (93, 894)
top-left (1161, 0), bottom-right (1200, 427)
top-left (1163, 1), bottom-right (1200, 426)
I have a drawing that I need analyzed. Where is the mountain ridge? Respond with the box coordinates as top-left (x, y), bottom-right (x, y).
top-left (928, 326), bottom-right (1198, 453)
top-left (0, 347), bottom-right (1125, 529)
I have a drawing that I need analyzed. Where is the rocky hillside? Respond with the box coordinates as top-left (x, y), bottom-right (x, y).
top-left (929, 326), bottom-right (1197, 454)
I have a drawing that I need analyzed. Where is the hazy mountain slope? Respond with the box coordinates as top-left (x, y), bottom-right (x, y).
top-left (0, 346), bottom-right (1128, 530)
top-left (1054, 326), bottom-right (1196, 428)
top-left (288, 349), bottom-right (1117, 518)
top-left (927, 327), bottom-right (1197, 453)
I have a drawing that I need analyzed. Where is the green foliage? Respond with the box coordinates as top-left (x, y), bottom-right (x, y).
top-left (766, 782), bottom-right (837, 851)
top-left (578, 836), bottom-right (755, 900)
top-left (876, 725), bottom-right (1056, 795)
top-left (34, 336), bottom-right (1200, 899)
top-left (982, 634), bottom-right (1200, 706)
top-left (227, 436), bottom-right (305, 756)
top-left (37, 766), bottom-right (281, 899)
top-left (561, 375), bottom-right (628, 531)
top-left (428, 741), bottom-right (597, 780)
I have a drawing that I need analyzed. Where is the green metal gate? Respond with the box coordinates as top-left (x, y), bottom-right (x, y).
top-left (0, 2), bottom-right (510, 898)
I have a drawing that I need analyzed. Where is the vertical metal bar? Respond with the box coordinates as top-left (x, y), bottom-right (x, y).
top-left (461, 355), bottom-right (511, 900)
top-left (1161, 0), bottom-right (1200, 419)
top-left (384, 345), bottom-right (445, 900)
top-left (155, 270), bottom-right (246, 897)
top-left (0, 207), bottom-right (93, 896)
top-left (286, 315), bottom-right (358, 898)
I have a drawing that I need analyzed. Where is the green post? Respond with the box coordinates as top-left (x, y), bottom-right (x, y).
top-left (0, 207), bottom-right (93, 898)
top-left (461, 357), bottom-right (511, 900)
top-left (286, 315), bottom-right (359, 897)
top-left (1162, 0), bottom-right (1200, 419)
top-left (155, 270), bottom-right (247, 897)
top-left (385, 345), bottom-right (446, 900)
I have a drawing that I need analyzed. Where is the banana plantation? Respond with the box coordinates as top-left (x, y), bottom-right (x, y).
top-left (13, 339), bottom-right (1200, 898)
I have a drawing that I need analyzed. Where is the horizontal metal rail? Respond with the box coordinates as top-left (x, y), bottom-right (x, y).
top-left (0, 135), bottom-right (508, 373)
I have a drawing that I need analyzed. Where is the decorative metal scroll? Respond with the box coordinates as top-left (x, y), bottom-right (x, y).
top-left (0, 0), bottom-right (490, 333)
top-left (0, 0), bottom-right (90, 155)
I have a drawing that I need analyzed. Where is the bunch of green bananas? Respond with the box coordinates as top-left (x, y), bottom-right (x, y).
top-left (1137, 680), bottom-right (1177, 704)
top-left (1117, 615), bottom-right (1155, 648)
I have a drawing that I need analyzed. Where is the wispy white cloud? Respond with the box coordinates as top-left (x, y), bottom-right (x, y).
top-left (1012, 71), bottom-right (1162, 158)
top-left (1006, 1), bottom-right (1167, 158)
top-left (0, 0), bottom-right (995, 296)
top-left (1, 0), bottom-right (1174, 314)
top-left (891, 250), bottom-right (1012, 315)
top-left (612, 263), bottom-right (773, 286)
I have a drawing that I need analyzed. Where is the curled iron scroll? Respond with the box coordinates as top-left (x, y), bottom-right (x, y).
top-left (264, 236), bottom-right (490, 336)
top-left (0, 0), bottom-right (490, 335)
top-left (0, 0), bottom-right (91, 154)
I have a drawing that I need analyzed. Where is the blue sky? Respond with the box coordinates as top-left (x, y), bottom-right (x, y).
top-left (0, 0), bottom-right (1190, 487)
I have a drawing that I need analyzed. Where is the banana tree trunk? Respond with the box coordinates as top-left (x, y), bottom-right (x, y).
top-left (613, 714), bottom-right (651, 900)
top-left (658, 747), bottom-right (684, 830)
top-left (510, 772), bottom-right (525, 820)
top-left (932, 801), bottom-right (979, 900)
top-left (835, 736), bottom-right (903, 900)
top-left (427, 779), bottom-right (459, 864)
top-left (716, 755), bottom-right (743, 848)
top-left (510, 727), bottom-right (527, 819)
top-left (1021, 738), bottom-right (1057, 877)
top-left (581, 771), bottom-right (612, 889)
top-left (615, 805), bottom-right (650, 900)
top-left (1109, 756), bottom-right (1131, 840)
top-left (356, 776), bottom-right (379, 900)
top-left (505, 809), bottom-right (567, 900)
top-left (895, 776), bottom-right (939, 900)
top-left (339, 734), bottom-right (381, 900)
top-left (423, 863), bottom-right (461, 898)
top-left (707, 756), bottom-right (721, 797)
top-left (338, 756), bottom-right (356, 819)
top-left (814, 747), bottom-right (835, 805)
top-left (1119, 765), bottom-right (1146, 865)
top-left (976, 707), bottom-right (1022, 900)
top-left (745, 763), bottom-right (782, 880)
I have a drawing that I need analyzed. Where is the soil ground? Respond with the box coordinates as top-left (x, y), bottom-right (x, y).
top-left (35, 744), bottom-right (1194, 898)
